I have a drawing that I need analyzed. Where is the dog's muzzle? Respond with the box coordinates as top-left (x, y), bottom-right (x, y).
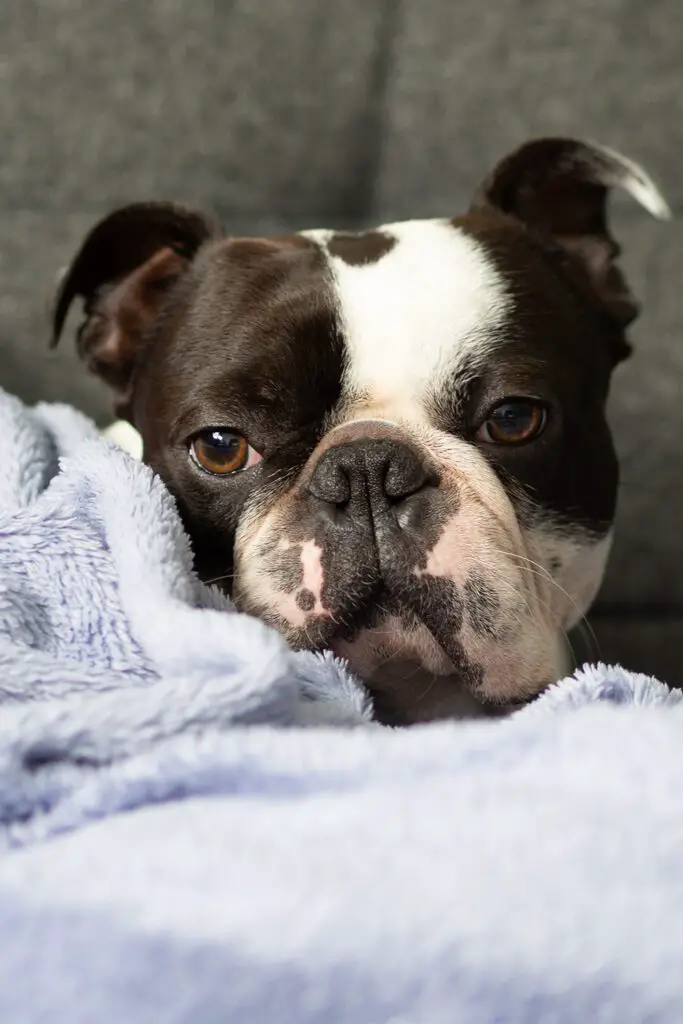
top-left (233, 419), bottom-right (566, 721)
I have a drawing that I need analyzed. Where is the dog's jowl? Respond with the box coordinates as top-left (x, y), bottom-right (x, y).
top-left (51, 138), bottom-right (669, 724)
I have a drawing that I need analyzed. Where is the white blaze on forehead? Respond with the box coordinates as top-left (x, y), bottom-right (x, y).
top-left (309, 219), bottom-right (512, 406)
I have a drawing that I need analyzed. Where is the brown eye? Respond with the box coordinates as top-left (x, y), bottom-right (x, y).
top-left (190, 429), bottom-right (261, 475)
top-left (477, 400), bottom-right (547, 446)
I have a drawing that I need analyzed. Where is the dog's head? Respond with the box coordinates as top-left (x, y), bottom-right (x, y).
top-left (52, 138), bottom-right (669, 724)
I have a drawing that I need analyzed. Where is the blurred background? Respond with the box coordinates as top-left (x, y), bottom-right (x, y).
top-left (0, 0), bottom-right (681, 683)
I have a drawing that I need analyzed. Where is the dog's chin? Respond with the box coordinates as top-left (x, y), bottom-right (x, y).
top-left (339, 652), bottom-right (515, 726)
top-left (325, 615), bottom-right (516, 726)
top-left (235, 586), bottom-right (553, 725)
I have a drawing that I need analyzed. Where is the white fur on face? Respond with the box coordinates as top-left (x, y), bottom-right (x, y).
top-left (304, 219), bottom-right (512, 409)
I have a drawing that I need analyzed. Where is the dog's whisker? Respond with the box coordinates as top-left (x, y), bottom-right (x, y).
top-left (203, 571), bottom-right (236, 587)
top-left (497, 549), bottom-right (600, 662)
top-left (569, 619), bottom-right (601, 664)
top-left (414, 672), bottom-right (437, 705)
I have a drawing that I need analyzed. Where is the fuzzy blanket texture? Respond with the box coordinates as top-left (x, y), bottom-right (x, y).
top-left (0, 386), bottom-right (682, 1024)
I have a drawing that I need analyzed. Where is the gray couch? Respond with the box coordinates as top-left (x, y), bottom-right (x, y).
top-left (1, 0), bottom-right (681, 683)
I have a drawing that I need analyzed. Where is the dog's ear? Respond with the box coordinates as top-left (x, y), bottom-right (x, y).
top-left (50, 202), bottom-right (218, 415)
top-left (471, 138), bottom-right (670, 343)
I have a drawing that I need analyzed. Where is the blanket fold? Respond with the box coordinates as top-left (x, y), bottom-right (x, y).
top-left (0, 385), bottom-right (682, 1024)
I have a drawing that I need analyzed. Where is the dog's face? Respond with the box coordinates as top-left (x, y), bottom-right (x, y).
top-left (52, 138), bottom-right (669, 724)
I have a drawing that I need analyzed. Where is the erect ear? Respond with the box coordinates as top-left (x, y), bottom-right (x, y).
top-left (50, 202), bottom-right (219, 416)
top-left (471, 137), bottom-right (670, 344)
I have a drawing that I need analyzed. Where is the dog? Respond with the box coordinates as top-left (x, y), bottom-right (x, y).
top-left (50, 137), bottom-right (669, 725)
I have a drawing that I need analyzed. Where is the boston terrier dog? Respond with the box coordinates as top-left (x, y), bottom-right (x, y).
top-left (51, 138), bottom-right (669, 725)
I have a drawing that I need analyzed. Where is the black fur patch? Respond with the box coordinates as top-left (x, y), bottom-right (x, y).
top-left (326, 230), bottom-right (396, 266)
top-left (296, 588), bottom-right (316, 612)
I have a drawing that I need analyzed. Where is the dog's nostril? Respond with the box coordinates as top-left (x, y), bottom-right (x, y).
top-left (307, 459), bottom-right (351, 506)
top-left (383, 451), bottom-right (433, 501)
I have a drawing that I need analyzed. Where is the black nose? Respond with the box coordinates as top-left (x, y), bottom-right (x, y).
top-left (307, 439), bottom-right (436, 514)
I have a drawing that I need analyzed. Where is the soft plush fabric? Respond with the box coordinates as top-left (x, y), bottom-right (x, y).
top-left (1, 667), bottom-right (683, 1024)
top-left (1, 385), bottom-right (683, 1021)
top-left (0, 387), bottom-right (371, 726)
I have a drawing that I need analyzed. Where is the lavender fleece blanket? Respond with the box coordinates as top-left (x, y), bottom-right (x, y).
top-left (0, 385), bottom-right (682, 1023)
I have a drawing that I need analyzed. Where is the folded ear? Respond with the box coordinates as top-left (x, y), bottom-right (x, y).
top-left (50, 202), bottom-right (218, 415)
top-left (471, 137), bottom-right (670, 337)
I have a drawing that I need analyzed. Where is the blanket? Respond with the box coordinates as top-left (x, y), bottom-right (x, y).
top-left (0, 385), bottom-right (682, 1023)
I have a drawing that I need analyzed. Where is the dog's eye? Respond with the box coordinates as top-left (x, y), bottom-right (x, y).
top-left (477, 399), bottom-right (547, 445)
top-left (190, 429), bottom-right (262, 475)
